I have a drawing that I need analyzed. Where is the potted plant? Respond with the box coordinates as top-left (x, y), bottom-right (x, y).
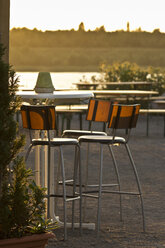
top-left (0, 44), bottom-right (55, 247)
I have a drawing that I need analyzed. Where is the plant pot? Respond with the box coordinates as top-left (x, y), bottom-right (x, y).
top-left (0, 232), bottom-right (55, 248)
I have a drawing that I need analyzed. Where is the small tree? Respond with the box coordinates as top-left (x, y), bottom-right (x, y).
top-left (127, 22), bottom-right (130, 32)
top-left (0, 44), bottom-right (49, 239)
top-left (95, 25), bottom-right (106, 32)
top-left (0, 43), bottom-right (24, 196)
top-left (78, 22), bottom-right (85, 32)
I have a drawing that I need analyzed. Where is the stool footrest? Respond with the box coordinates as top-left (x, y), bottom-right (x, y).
top-left (86, 183), bottom-right (119, 188)
top-left (82, 190), bottom-right (141, 196)
top-left (48, 194), bottom-right (80, 199)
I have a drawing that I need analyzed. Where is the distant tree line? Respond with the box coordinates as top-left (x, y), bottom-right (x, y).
top-left (9, 26), bottom-right (165, 71)
top-left (10, 26), bottom-right (165, 49)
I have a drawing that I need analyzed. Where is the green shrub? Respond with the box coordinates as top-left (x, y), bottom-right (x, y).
top-left (99, 61), bottom-right (165, 95)
top-left (0, 43), bottom-right (50, 239)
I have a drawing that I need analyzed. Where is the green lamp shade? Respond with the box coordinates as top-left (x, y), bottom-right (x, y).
top-left (34, 72), bottom-right (55, 93)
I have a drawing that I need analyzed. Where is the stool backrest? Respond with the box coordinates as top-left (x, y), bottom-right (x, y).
top-left (108, 104), bottom-right (140, 130)
top-left (86, 98), bottom-right (111, 123)
top-left (21, 105), bottom-right (56, 130)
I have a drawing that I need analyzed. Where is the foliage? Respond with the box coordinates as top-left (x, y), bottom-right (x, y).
top-left (0, 43), bottom-right (24, 195)
top-left (9, 28), bottom-right (165, 72)
top-left (78, 22), bottom-right (85, 32)
top-left (10, 27), bottom-right (165, 49)
top-left (0, 43), bottom-right (52, 239)
top-left (10, 46), bottom-right (165, 73)
top-left (0, 157), bottom-right (47, 239)
top-left (100, 61), bottom-right (148, 82)
top-left (99, 61), bottom-right (165, 95)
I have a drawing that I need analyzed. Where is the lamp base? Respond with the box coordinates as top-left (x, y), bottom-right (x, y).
top-left (34, 87), bottom-right (54, 93)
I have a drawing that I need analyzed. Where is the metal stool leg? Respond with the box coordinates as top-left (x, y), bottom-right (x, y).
top-left (72, 145), bottom-right (79, 230)
top-left (54, 149), bottom-right (62, 213)
top-left (83, 142), bottom-right (90, 221)
top-left (72, 144), bottom-right (82, 235)
top-left (146, 111), bottom-right (149, 137)
top-left (97, 144), bottom-right (103, 235)
top-left (164, 115), bottom-right (165, 137)
top-left (108, 145), bottom-right (122, 221)
top-left (59, 146), bottom-right (67, 240)
top-left (78, 145), bottom-right (82, 235)
top-left (47, 145), bottom-right (51, 219)
top-left (79, 113), bottom-right (83, 130)
top-left (125, 143), bottom-right (145, 232)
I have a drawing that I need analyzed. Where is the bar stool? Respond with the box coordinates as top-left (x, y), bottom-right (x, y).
top-left (62, 98), bottom-right (110, 138)
top-left (62, 99), bottom-right (122, 220)
top-left (20, 104), bottom-right (82, 240)
top-left (62, 99), bottom-right (112, 195)
top-left (78, 104), bottom-right (145, 234)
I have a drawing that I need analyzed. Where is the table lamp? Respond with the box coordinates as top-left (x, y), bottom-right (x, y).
top-left (34, 72), bottom-right (55, 93)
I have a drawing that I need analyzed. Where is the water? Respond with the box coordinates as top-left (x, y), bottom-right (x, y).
top-left (16, 72), bottom-right (101, 90)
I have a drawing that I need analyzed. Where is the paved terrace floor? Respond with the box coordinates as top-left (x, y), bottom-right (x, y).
top-left (19, 114), bottom-right (165, 248)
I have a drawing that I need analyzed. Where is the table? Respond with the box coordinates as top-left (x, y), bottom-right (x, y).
top-left (91, 90), bottom-right (158, 104)
top-left (17, 90), bottom-right (95, 230)
top-left (16, 90), bottom-right (94, 104)
top-left (92, 89), bottom-right (158, 97)
top-left (73, 82), bottom-right (100, 90)
top-left (152, 100), bottom-right (165, 109)
top-left (93, 91), bottom-right (159, 121)
top-left (17, 89), bottom-right (157, 103)
top-left (74, 82), bottom-right (152, 90)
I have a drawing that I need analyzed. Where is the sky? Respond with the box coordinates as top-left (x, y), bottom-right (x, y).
top-left (10, 0), bottom-right (165, 32)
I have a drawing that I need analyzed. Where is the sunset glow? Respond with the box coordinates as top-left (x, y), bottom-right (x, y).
top-left (10, 0), bottom-right (165, 32)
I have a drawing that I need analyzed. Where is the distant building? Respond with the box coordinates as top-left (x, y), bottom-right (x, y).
top-left (127, 22), bottom-right (130, 32)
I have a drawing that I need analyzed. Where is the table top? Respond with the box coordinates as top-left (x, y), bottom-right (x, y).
top-left (153, 100), bottom-right (165, 104)
top-left (151, 95), bottom-right (165, 102)
top-left (16, 89), bottom-right (158, 100)
top-left (73, 82), bottom-right (99, 87)
top-left (16, 90), bottom-right (94, 99)
top-left (74, 81), bottom-right (152, 86)
top-left (92, 90), bottom-right (158, 96)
